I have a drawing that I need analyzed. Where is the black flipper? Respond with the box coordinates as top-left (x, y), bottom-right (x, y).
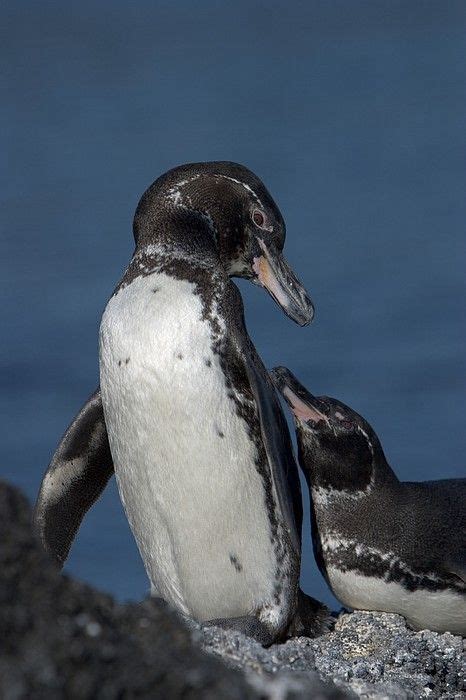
top-left (224, 282), bottom-right (302, 557)
top-left (241, 341), bottom-right (302, 555)
top-left (33, 388), bottom-right (114, 566)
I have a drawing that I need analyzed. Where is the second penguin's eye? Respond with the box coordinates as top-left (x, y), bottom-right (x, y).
top-left (252, 209), bottom-right (266, 228)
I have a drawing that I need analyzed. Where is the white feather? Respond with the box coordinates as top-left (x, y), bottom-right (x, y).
top-left (99, 272), bottom-right (280, 622)
top-left (320, 533), bottom-right (466, 637)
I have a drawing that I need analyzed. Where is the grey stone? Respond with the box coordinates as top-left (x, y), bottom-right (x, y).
top-left (199, 603), bottom-right (465, 698)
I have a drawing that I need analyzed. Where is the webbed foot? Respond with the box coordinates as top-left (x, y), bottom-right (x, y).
top-left (286, 588), bottom-right (335, 638)
top-left (204, 614), bottom-right (277, 646)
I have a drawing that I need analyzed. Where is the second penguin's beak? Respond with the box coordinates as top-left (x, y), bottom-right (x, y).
top-left (252, 239), bottom-right (314, 326)
top-left (270, 367), bottom-right (328, 425)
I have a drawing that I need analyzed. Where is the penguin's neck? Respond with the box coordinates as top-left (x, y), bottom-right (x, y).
top-left (134, 205), bottom-right (219, 253)
top-left (115, 237), bottom-right (228, 300)
top-left (372, 453), bottom-right (399, 488)
top-left (299, 440), bottom-right (399, 498)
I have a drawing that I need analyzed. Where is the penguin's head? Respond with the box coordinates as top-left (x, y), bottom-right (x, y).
top-left (270, 367), bottom-right (384, 493)
top-left (132, 161), bottom-right (314, 326)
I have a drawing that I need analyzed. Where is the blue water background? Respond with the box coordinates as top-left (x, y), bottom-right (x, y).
top-left (2, 1), bottom-right (465, 610)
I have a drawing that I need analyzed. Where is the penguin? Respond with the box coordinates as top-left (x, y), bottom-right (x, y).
top-left (270, 366), bottom-right (466, 636)
top-left (34, 162), bottom-right (331, 644)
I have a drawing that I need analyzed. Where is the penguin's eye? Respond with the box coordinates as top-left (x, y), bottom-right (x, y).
top-left (252, 209), bottom-right (267, 229)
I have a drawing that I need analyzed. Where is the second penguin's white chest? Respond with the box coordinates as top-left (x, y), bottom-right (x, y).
top-left (99, 272), bottom-right (277, 621)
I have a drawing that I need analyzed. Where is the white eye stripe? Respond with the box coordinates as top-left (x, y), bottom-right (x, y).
top-left (215, 174), bottom-right (263, 205)
top-left (168, 173), bottom-right (264, 206)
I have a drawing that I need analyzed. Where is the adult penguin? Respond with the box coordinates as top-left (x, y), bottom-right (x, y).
top-left (35, 162), bottom-right (330, 644)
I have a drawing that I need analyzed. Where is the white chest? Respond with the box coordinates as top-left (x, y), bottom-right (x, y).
top-left (99, 272), bottom-right (278, 621)
top-left (327, 564), bottom-right (466, 636)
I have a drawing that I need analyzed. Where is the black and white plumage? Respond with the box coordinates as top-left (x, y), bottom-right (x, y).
top-left (271, 366), bottom-right (466, 636)
top-left (34, 162), bottom-right (330, 644)
top-left (34, 389), bottom-right (113, 566)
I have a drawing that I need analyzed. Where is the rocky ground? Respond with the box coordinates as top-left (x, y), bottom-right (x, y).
top-left (0, 480), bottom-right (464, 699)
top-left (199, 612), bottom-right (465, 698)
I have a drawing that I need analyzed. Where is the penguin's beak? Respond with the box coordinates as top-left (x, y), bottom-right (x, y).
top-left (270, 367), bottom-right (328, 425)
top-left (252, 239), bottom-right (314, 326)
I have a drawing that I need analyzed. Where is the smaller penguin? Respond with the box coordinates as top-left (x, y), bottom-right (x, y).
top-left (270, 367), bottom-right (466, 636)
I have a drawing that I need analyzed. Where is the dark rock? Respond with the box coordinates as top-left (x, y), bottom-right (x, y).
top-left (0, 481), bottom-right (345, 699)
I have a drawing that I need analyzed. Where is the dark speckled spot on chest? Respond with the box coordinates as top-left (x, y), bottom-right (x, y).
top-left (229, 554), bottom-right (243, 573)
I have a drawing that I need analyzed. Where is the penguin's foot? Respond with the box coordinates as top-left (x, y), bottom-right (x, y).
top-left (203, 615), bottom-right (277, 647)
top-left (286, 589), bottom-right (335, 639)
